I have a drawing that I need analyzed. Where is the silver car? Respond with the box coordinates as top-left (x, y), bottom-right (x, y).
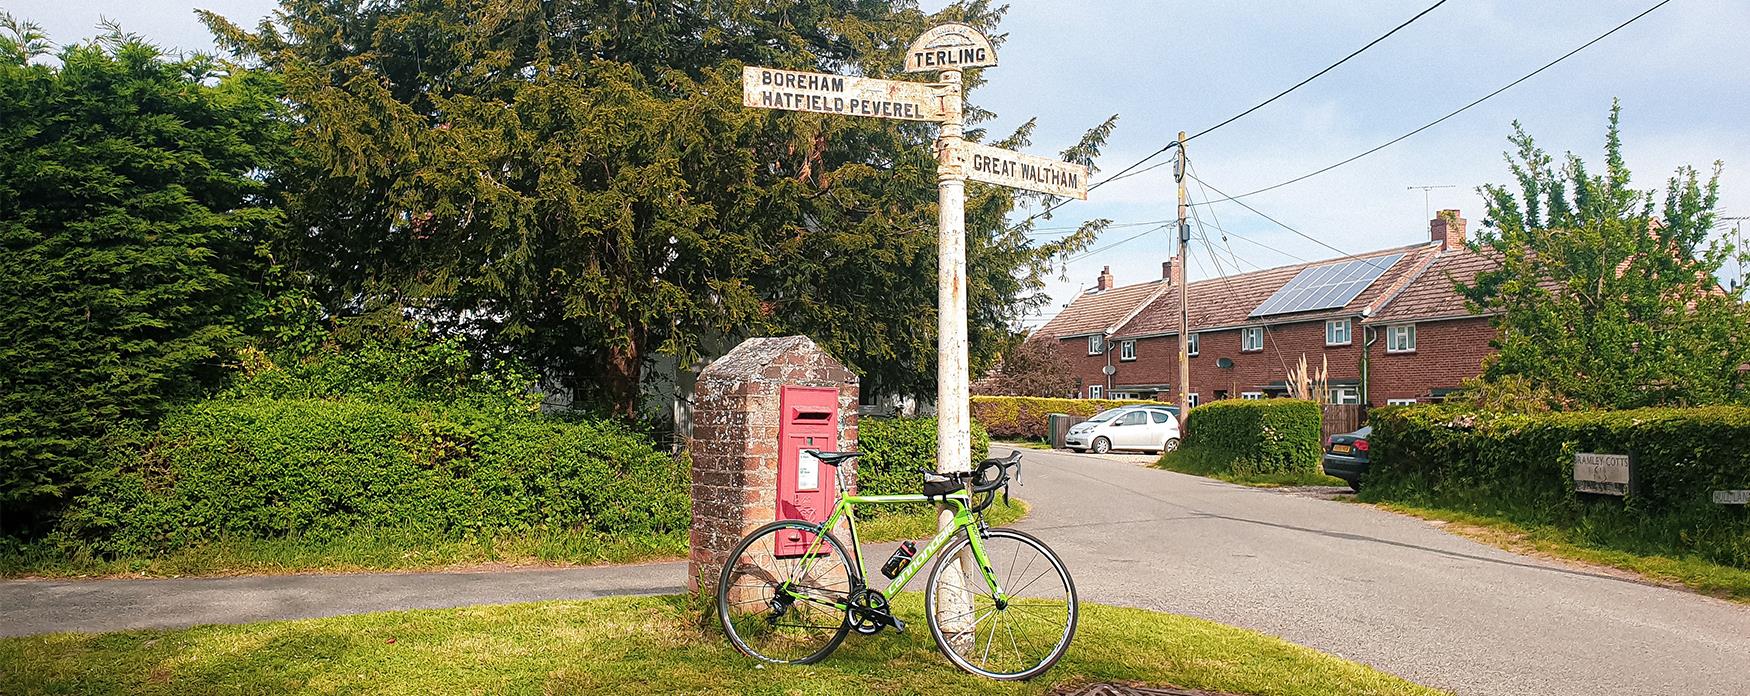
top-left (1064, 406), bottom-right (1181, 454)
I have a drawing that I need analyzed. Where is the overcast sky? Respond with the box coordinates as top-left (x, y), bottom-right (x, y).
top-left (11, 0), bottom-right (1747, 326)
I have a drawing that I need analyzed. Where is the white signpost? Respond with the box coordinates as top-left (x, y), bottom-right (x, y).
top-left (958, 141), bottom-right (1090, 200)
top-left (744, 22), bottom-right (1081, 644)
top-left (741, 67), bottom-right (948, 122)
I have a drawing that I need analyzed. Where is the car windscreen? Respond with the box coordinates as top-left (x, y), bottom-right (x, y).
top-left (1085, 408), bottom-right (1126, 422)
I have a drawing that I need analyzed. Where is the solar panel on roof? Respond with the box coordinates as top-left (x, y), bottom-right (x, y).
top-left (1249, 253), bottom-right (1404, 318)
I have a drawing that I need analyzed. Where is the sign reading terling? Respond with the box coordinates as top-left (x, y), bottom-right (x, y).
top-left (956, 141), bottom-right (1090, 200)
top-left (742, 67), bottom-right (946, 122)
top-left (1573, 452), bottom-right (1632, 496)
top-left (904, 22), bottom-right (998, 73)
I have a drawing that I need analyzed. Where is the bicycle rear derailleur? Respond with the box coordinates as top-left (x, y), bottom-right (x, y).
top-left (848, 588), bottom-right (905, 635)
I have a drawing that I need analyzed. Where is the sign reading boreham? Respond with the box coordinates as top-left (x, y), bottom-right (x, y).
top-left (957, 141), bottom-right (1090, 200)
top-left (904, 22), bottom-right (998, 73)
top-left (1573, 452), bottom-right (1632, 496)
top-left (741, 67), bottom-right (947, 122)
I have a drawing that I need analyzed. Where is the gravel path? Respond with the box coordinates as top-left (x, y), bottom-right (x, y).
top-left (6, 446), bottom-right (1748, 695)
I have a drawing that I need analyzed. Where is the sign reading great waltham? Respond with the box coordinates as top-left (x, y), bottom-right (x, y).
top-left (904, 22), bottom-right (998, 73)
top-left (742, 67), bottom-right (948, 122)
top-left (957, 141), bottom-right (1090, 200)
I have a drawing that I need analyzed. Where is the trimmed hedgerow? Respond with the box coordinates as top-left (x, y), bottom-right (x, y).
top-left (855, 417), bottom-right (990, 503)
top-left (50, 400), bottom-right (687, 557)
top-left (1165, 400), bottom-right (1322, 477)
top-left (1365, 405), bottom-right (1750, 569)
top-left (972, 396), bottom-right (1158, 440)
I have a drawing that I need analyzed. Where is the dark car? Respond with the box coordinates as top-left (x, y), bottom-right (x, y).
top-left (1321, 425), bottom-right (1372, 491)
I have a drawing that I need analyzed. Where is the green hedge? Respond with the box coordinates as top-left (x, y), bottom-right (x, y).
top-left (971, 396), bottom-right (1158, 440)
top-left (1170, 400), bottom-right (1322, 477)
top-left (50, 400), bottom-right (687, 557)
top-left (855, 417), bottom-right (990, 502)
top-left (1366, 405), bottom-right (1750, 569)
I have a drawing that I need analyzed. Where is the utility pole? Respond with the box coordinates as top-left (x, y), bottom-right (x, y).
top-left (1175, 132), bottom-right (1190, 416)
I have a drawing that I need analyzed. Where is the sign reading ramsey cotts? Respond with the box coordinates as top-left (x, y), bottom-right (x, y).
top-left (957, 141), bottom-right (1090, 200)
top-left (904, 22), bottom-right (998, 73)
top-left (1573, 452), bottom-right (1632, 496)
top-left (741, 67), bottom-right (947, 122)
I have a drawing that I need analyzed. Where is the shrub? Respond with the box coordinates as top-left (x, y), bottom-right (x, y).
top-left (971, 396), bottom-right (1158, 440)
top-left (50, 399), bottom-right (686, 557)
top-left (1169, 400), bottom-right (1322, 477)
top-left (856, 417), bottom-right (991, 501)
top-left (1366, 405), bottom-right (1750, 569)
top-left (228, 327), bottom-right (541, 415)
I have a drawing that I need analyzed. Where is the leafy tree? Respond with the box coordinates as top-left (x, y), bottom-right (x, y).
top-left (971, 336), bottom-right (1075, 397)
top-left (0, 16), bottom-right (286, 535)
top-left (1464, 102), bottom-right (1749, 409)
top-left (203, 0), bottom-right (1109, 416)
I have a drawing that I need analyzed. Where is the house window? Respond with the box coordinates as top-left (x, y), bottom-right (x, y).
top-left (1241, 392), bottom-right (1264, 400)
top-left (1386, 324), bottom-right (1417, 353)
top-left (1240, 327), bottom-right (1264, 352)
top-left (1387, 398), bottom-right (1419, 406)
top-left (1120, 340), bottom-right (1136, 361)
top-left (1087, 385), bottom-right (1103, 399)
top-left (1087, 335), bottom-right (1104, 355)
top-left (1188, 393), bottom-right (1200, 407)
top-left (1326, 319), bottom-right (1352, 346)
top-left (1329, 386), bottom-right (1361, 405)
top-left (1187, 333), bottom-right (1200, 356)
top-left (1109, 391), bottom-right (1135, 400)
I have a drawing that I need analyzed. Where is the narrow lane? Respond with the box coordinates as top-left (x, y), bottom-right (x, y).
top-left (1003, 446), bottom-right (1750, 696)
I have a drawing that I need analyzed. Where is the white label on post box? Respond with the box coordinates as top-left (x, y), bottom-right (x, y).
top-left (797, 450), bottom-right (821, 491)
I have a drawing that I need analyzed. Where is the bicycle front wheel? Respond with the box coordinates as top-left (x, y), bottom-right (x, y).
top-left (717, 520), bottom-right (854, 665)
top-left (924, 528), bottom-right (1077, 680)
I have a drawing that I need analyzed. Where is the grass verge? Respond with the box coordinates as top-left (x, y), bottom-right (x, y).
top-left (1, 504), bottom-right (1029, 579)
top-left (994, 439), bottom-right (1055, 450)
top-left (1366, 500), bottom-right (1750, 604)
top-left (0, 594), bottom-right (1444, 696)
top-left (1155, 448), bottom-right (1348, 488)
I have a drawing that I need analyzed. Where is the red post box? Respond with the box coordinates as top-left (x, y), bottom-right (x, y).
top-left (775, 385), bottom-right (840, 556)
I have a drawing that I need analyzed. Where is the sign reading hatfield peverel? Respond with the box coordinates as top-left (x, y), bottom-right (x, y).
top-left (903, 22), bottom-right (998, 73)
top-left (741, 66), bottom-right (948, 122)
top-left (1573, 452), bottom-right (1632, 496)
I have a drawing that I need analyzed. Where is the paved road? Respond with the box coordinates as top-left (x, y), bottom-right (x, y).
top-left (6, 447), bottom-right (1749, 695)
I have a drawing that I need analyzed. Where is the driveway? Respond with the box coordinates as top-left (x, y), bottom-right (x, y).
top-left (6, 447), bottom-right (1749, 695)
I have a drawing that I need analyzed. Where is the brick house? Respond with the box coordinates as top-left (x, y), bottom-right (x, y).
top-left (1036, 211), bottom-right (1500, 407)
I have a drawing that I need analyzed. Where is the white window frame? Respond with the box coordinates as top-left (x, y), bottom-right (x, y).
top-left (1187, 393), bottom-right (1200, 408)
top-left (1386, 324), bottom-right (1417, 353)
top-left (1109, 391), bottom-right (1135, 400)
top-left (1119, 339), bottom-right (1136, 361)
top-left (1187, 332), bottom-right (1200, 356)
top-left (1386, 398), bottom-right (1419, 406)
top-left (1240, 327), bottom-right (1264, 352)
top-left (1087, 385), bottom-right (1103, 399)
top-left (1325, 318), bottom-right (1352, 346)
top-left (1241, 392), bottom-right (1264, 400)
top-left (1329, 386), bottom-right (1361, 405)
top-left (1087, 334), bottom-right (1104, 355)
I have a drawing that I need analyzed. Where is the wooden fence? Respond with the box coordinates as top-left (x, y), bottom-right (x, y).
top-left (1321, 404), bottom-right (1367, 443)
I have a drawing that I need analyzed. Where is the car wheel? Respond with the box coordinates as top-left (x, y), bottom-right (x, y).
top-left (1347, 477), bottom-right (1363, 492)
top-left (1091, 437), bottom-right (1111, 454)
top-left (1161, 437), bottom-right (1179, 453)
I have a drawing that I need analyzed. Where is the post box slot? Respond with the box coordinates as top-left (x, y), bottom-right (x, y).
top-left (790, 408), bottom-right (832, 422)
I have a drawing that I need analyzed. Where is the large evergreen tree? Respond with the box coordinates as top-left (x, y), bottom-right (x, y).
top-left (0, 15), bottom-right (286, 534)
top-left (1464, 103), bottom-right (1749, 408)
top-left (204, 0), bottom-right (1109, 415)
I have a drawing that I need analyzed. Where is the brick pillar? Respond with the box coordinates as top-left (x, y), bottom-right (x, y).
top-left (686, 336), bottom-right (859, 593)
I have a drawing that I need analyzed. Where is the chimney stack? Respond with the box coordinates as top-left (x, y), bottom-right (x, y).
top-left (1161, 260), bottom-right (1174, 281)
top-left (1096, 266), bottom-right (1114, 291)
top-left (1430, 209), bottom-right (1467, 250)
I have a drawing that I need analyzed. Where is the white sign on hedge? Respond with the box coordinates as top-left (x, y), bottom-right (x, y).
top-left (1573, 452), bottom-right (1631, 496)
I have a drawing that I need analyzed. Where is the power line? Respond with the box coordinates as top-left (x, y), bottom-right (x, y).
top-left (1063, 223), bottom-right (1172, 262)
top-left (1190, 172), bottom-right (1393, 273)
top-left (1193, 0), bottom-right (1673, 206)
top-left (1002, 0), bottom-right (1451, 237)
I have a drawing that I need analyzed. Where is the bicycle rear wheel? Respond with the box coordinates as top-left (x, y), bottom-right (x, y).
top-left (717, 520), bottom-right (854, 665)
top-left (924, 528), bottom-right (1077, 680)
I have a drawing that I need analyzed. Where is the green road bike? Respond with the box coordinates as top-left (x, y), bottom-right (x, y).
top-left (716, 450), bottom-right (1078, 680)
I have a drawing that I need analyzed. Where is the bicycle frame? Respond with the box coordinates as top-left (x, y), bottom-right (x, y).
top-left (787, 488), bottom-right (1006, 610)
